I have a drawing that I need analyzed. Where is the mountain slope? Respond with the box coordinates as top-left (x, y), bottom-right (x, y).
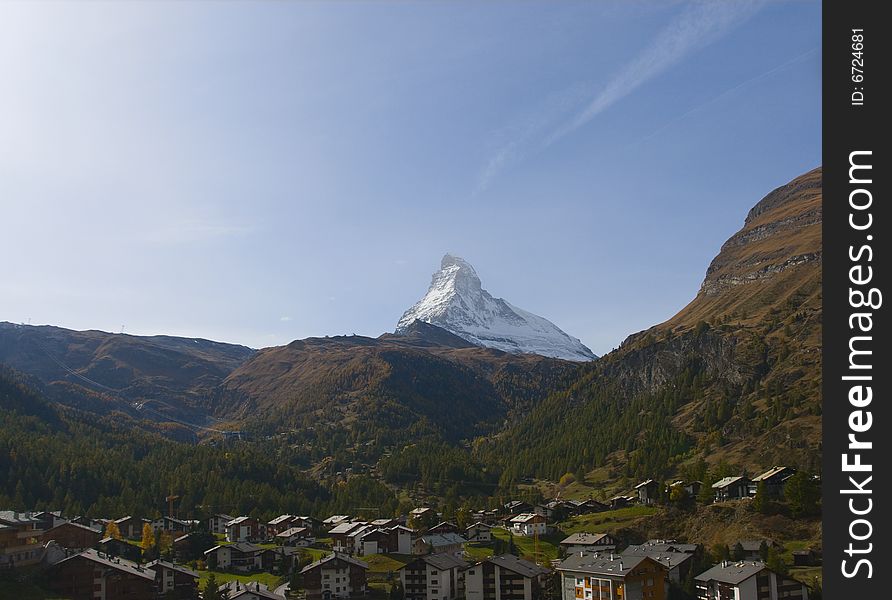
top-left (488, 167), bottom-right (823, 485)
top-left (397, 254), bottom-right (596, 361)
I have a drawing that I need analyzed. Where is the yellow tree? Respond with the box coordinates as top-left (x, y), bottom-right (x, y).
top-left (105, 521), bottom-right (122, 541)
top-left (140, 523), bottom-right (156, 556)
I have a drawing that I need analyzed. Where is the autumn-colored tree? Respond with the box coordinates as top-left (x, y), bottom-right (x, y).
top-left (105, 521), bottom-right (122, 540)
top-left (140, 523), bottom-right (156, 556)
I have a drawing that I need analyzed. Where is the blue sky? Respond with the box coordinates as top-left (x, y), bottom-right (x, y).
top-left (0, 1), bottom-right (820, 355)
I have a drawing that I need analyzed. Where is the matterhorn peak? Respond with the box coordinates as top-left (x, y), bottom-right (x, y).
top-left (396, 254), bottom-right (596, 361)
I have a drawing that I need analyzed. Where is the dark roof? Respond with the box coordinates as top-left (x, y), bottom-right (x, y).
top-left (695, 561), bottom-right (769, 585)
top-left (560, 533), bottom-right (611, 546)
top-left (486, 554), bottom-right (551, 578)
top-left (301, 552), bottom-right (368, 573)
top-left (0, 511), bottom-right (39, 525)
top-left (44, 521), bottom-right (103, 535)
top-left (147, 559), bottom-right (199, 578)
top-left (558, 553), bottom-right (651, 577)
top-left (54, 549), bottom-right (155, 581)
top-left (400, 552), bottom-right (468, 571)
top-left (736, 539), bottom-right (777, 552)
top-left (620, 546), bottom-right (693, 569)
top-left (417, 533), bottom-right (466, 546)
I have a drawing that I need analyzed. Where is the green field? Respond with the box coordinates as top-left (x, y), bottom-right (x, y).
top-left (491, 527), bottom-right (562, 563)
top-left (363, 553), bottom-right (413, 574)
top-left (197, 569), bottom-right (283, 591)
top-left (558, 506), bottom-right (660, 535)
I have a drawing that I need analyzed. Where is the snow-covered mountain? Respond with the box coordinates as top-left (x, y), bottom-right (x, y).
top-left (396, 254), bottom-right (596, 361)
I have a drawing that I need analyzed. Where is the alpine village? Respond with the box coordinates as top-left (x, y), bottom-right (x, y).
top-left (0, 168), bottom-right (823, 600)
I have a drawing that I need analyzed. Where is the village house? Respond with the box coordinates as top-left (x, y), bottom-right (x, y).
top-left (72, 515), bottom-right (107, 531)
top-left (387, 525), bottom-right (414, 554)
top-left (0, 510), bottom-right (43, 569)
top-left (370, 518), bottom-right (401, 529)
top-left (324, 515), bottom-right (352, 531)
top-left (465, 554), bottom-right (551, 600)
top-left (329, 521), bottom-right (370, 554)
top-left (565, 500), bottom-right (608, 516)
top-left (749, 467), bottom-right (797, 498)
top-left (205, 542), bottom-right (279, 572)
top-left (292, 515), bottom-right (323, 533)
top-left (147, 559), bottom-right (200, 599)
top-left (40, 521), bottom-right (103, 550)
top-left (464, 522), bottom-right (493, 543)
top-left (559, 533), bottom-right (617, 555)
top-left (45, 548), bottom-right (156, 600)
top-left (510, 513), bottom-right (547, 537)
top-left (209, 513), bottom-right (235, 535)
top-left (409, 507), bottom-right (438, 530)
top-left (113, 516), bottom-right (149, 540)
top-left (151, 516), bottom-right (192, 536)
top-left (28, 510), bottom-right (66, 531)
top-left (96, 536), bottom-right (142, 562)
top-left (504, 501), bottom-right (534, 515)
top-left (300, 552), bottom-right (369, 600)
top-left (608, 496), bottom-right (634, 510)
top-left (641, 540), bottom-right (699, 555)
top-left (557, 553), bottom-right (669, 600)
top-left (276, 526), bottom-right (315, 547)
top-left (356, 528), bottom-right (391, 556)
top-left (268, 514), bottom-right (298, 537)
top-left (226, 516), bottom-right (261, 542)
top-left (427, 521), bottom-right (460, 535)
top-left (711, 477), bottom-right (752, 502)
top-left (634, 480), bottom-right (660, 505)
top-left (694, 560), bottom-right (809, 600)
top-left (792, 549), bottom-right (818, 567)
top-left (413, 533), bottom-right (466, 558)
top-left (225, 580), bottom-right (287, 600)
top-left (620, 545), bottom-right (695, 583)
top-left (733, 540), bottom-right (782, 562)
top-left (399, 552), bottom-right (469, 600)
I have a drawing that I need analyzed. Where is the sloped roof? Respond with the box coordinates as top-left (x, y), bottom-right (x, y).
top-left (54, 549), bottom-right (154, 581)
top-left (695, 561), bottom-right (769, 585)
top-left (147, 559), bottom-right (199, 578)
top-left (403, 552), bottom-right (469, 571)
top-left (486, 554), bottom-right (551, 578)
top-left (712, 476), bottom-right (748, 489)
top-left (557, 553), bottom-right (651, 577)
top-left (301, 552), bottom-right (368, 574)
top-left (560, 533), bottom-right (611, 546)
top-left (417, 533), bottom-right (466, 546)
top-left (752, 466), bottom-right (795, 482)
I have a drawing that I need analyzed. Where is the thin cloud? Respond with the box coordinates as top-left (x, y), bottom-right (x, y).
top-left (475, 0), bottom-right (763, 193)
top-left (280, 316), bottom-right (292, 322)
top-left (548, 0), bottom-right (763, 145)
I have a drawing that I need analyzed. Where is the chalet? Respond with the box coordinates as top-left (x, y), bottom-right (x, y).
top-left (557, 553), bottom-right (669, 600)
top-left (45, 549), bottom-right (156, 600)
top-left (151, 516), bottom-right (191, 536)
top-left (566, 499), bottom-right (608, 515)
top-left (353, 528), bottom-right (388, 556)
top-left (465, 522), bottom-right (493, 543)
top-left (634, 480), bottom-right (660, 505)
top-left (608, 496), bottom-right (634, 510)
top-left (694, 560), bottom-right (809, 600)
top-left (41, 521), bottom-right (103, 550)
top-left (559, 533), bottom-right (617, 555)
top-left (510, 513), bottom-right (546, 537)
top-left (750, 466), bottom-right (797, 498)
top-left (409, 507), bottom-right (438, 529)
top-left (147, 559), bottom-right (200, 599)
top-left (225, 580), bottom-right (287, 600)
top-left (300, 552), bottom-right (369, 600)
top-left (370, 518), bottom-right (400, 529)
top-left (28, 510), bottom-right (66, 531)
top-left (226, 516), bottom-right (261, 542)
top-left (0, 511), bottom-right (43, 569)
top-left (685, 481), bottom-right (703, 497)
top-left (205, 542), bottom-right (272, 572)
top-left (96, 536), bottom-right (142, 562)
top-left (465, 554), bottom-right (551, 600)
top-left (504, 501), bottom-right (534, 515)
top-left (293, 516), bottom-right (324, 533)
top-left (324, 515), bottom-right (352, 533)
top-left (399, 552), bottom-right (469, 600)
top-left (276, 526), bottom-right (315, 547)
top-left (209, 513), bottom-right (236, 535)
top-left (268, 514), bottom-right (298, 536)
top-left (734, 540), bottom-right (781, 562)
top-left (711, 477), bottom-right (751, 502)
top-left (173, 533), bottom-right (195, 562)
top-left (413, 533), bottom-right (466, 558)
top-left (113, 516), bottom-right (148, 540)
top-left (72, 515), bottom-right (107, 531)
top-left (642, 540), bottom-right (699, 555)
top-left (410, 507), bottom-right (435, 520)
top-left (387, 525), bottom-right (414, 554)
top-left (427, 521), bottom-right (459, 535)
top-left (329, 521), bottom-right (369, 554)
top-left (792, 549), bottom-right (818, 567)
top-left (621, 545), bottom-right (695, 583)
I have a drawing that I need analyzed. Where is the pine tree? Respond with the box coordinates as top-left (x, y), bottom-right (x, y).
top-left (752, 481), bottom-right (768, 514)
top-left (203, 573), bottom-right (223, 600)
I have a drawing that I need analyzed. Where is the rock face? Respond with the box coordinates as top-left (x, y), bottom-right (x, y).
top-left (396, 254), bottom-right (596, 361)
